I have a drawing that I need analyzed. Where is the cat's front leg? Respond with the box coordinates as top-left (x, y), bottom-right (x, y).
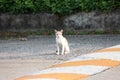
top-left (61, 44), bottom-right (65, 55)
top-left (56, 43), bottom-right (60, 55)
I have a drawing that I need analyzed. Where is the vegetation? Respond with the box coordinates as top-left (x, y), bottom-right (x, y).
top-left (0, 0), bottom-right (120, 15)
top-left (1, 30), bottom-right (120, 39)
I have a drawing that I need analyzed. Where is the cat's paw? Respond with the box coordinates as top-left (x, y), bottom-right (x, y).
top-left (56, 52), bottom-right (60, 55)
top-left (56, 51), bottom-right (59, 55)
top-left (56, 51), bottom-right (60, 55)
top-left (64, 51), bottom-right (69, 54)
top-left (61, 52), bottom-right (65, 55)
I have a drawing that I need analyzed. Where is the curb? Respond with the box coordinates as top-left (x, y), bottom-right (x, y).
top-left (16, 45), bottom-right (120, 80)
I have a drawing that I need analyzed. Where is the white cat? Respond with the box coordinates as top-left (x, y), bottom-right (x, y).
top-left (55, 29), bottom-right (70, 55)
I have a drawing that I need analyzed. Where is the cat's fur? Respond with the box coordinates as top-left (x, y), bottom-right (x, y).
top-left (55, 29), bottom-right (70, 55)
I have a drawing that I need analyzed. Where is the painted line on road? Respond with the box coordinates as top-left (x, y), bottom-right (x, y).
top-left (16, 73), bottom-right (89, 80)
top-left (50, 59), bottom-right (120, 68)
top-left (16, 45), bottom-right (120, 80)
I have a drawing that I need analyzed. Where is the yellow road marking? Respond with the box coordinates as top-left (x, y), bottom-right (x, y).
top-left (96, 48), bottom-right (120, 53)
top-left (16, 73), bottom-right (89, 80)
top-left (50, 59), bottom-right (120, 68)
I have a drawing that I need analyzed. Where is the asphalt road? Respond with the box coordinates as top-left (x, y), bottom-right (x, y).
top-left (0, 35), bottom-right (120, 80)
top-left (0, 35), bottom-right (120, 60)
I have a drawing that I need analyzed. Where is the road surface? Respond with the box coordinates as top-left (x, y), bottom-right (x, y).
top-left (0, 35), bottom-right (120, 80)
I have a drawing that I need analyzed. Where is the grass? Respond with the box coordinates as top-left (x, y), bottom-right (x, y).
top-left (0, 30), bottom-right (120, 39)
top-left (0, 31), bottom-right (28, 39)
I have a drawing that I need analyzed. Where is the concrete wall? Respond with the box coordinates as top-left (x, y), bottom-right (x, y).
top-left (0, 10), bottom-right (120, 32)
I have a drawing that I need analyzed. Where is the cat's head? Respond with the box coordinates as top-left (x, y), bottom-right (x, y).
top-left (54, 29), bottom-right (63, 37)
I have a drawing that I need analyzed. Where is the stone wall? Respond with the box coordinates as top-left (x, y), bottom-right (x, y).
top-left (0, 13), bottom-right (60, 31)
top-left (0, 10), bottom-right (120, 32)
top-left (63, 10), bottom-right (120, 32)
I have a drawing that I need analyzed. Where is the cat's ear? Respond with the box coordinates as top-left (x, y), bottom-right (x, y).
top-left (54, 29), bottom-right (57, 32)
top-left (61, 29), bottom-right (63, 33)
